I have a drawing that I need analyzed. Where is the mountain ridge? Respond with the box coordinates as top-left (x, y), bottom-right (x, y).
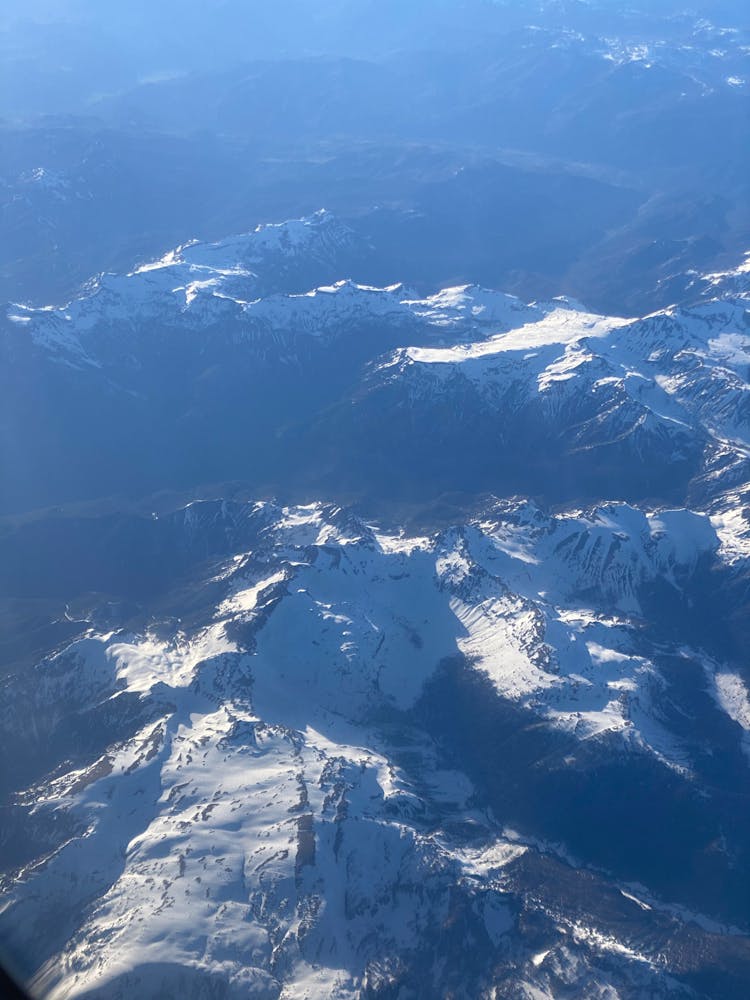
top-left (2, 213), bottom-right (750, 999)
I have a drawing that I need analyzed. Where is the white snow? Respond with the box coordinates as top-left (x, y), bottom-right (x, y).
top-left (219, 570), bottom-right (288, 614)
top-left (108, 626), bottom-right (234, 695)
top-left (713, 671), bottom-right (750, 759)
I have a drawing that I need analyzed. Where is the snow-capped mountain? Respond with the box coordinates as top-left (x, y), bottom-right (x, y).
top-left (4, 210), bottom-right (371, 365)
top-left (334, 291), bottom-right (750, 501)
top-left (2, 215), bottom-right (750, 998)
top-left (3, 0), bottom-right (750, 992)
top-left (2, 499), bottom-right (749, 999)
top-left (4, 212), bottom-right (543, 371)
top-left (3, 212), bottom-right (750, 517)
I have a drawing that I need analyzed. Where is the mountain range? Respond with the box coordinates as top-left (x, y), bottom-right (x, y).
top-left (2, 211), bottom-right (750, 997)
top-left (2, 0), bottom-right (750, 995)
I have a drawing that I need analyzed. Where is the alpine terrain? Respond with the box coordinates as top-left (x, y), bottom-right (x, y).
top-left (1, 215), bottom-right (750, 998)
top-left (1, 1), bottom-right (749, 998)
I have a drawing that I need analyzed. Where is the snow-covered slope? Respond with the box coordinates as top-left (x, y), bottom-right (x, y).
top-left (373, 293), bottom-right (750, 469)
top-left (1, 499), bottom-right (748, 999)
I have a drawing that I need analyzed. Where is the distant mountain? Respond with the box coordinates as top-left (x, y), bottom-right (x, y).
top-left (1, 2), bottom-right (748, 311)
top-left (3, 211), bottom-right (749, 517)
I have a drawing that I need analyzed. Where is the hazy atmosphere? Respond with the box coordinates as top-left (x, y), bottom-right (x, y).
top-left (1, 2), bottom-right (749, 998)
